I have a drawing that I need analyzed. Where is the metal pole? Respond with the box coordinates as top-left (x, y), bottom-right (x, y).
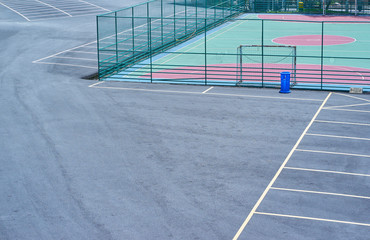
top-left (174, 0), bottom-right (176, 40)
top-left (148, 17), bottom-right (153, 83)
top-left (355, 0), bottom-right (358, 15)
top-left (132, 7), bottom-right (135, 58)
top-left (205, 18), bottom-right (207, 85)
top-left (96, 16), bottom-right (101, 80)
top-left (115, 12), bottom-right (118, 64)
top-left (261, 19), bottom-right (264, 87)
top-left (161, 0), bottom-right (164, 45)
top-left (322, 0), bottom-right (325, 15)
top-left (320, 22), bottom-right (324, 90)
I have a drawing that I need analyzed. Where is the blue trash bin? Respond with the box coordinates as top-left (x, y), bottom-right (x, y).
top-left (280, 72), bottom-right (291, 94)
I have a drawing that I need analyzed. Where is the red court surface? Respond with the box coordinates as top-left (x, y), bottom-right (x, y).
top-left (272, 35), bottom-right (355, 46)
top-left (258, 14), bottom-right (370, 22)
top-left (144, 63), bottom-right (370, 85)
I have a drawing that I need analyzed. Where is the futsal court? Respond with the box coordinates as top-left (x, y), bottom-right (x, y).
top-left (0, 0), bottom-right (109, 21)
top-left (106, 13), bottom-right (370, 92)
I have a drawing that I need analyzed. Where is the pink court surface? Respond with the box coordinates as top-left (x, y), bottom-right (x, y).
top-left (258, 14), bottom-right (370, 22)
top-left (272, 35), bottom-right (355, 46)
top-left (144, 63), bottom-right (369, 85)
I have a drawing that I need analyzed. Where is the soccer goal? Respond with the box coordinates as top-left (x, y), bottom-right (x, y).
top-left (236, 45), bottom-right (296, 86)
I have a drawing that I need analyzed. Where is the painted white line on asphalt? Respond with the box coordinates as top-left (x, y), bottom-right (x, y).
top-left (34, 61), bottom-right (96, 69)
top-left (88, 81), bottom-right (104, 87)
top-left (325, 102), bottom-right (370, 109)
top-left (232, 92), bottom-right (332, 240)
top-left (0, 1), bottom-right (30, 21)
top-left (202, 86), bottom-right (214, 93)
top-left (284, 166), bottom-right (370, 177)
top-left (255, 212), bottom-right (370, 227)
top-left (271, 187), bottom-right (370, 200)
top-left (334, 92), bottom-right (370, 103)
top-left (314, 120), bottom-right (370, 126)
top-left (33, 41), bottom-right (97, 63)
top-left (306, 133), bottom-right (370, 141)
top-left (296, 149), bottom-right (370, 158)
top-left (323, 108), bottom-right (370, 113)
top-left (78, 0), bottom-right (110, 12)
top-left (91, 85), bottom-right (325, 102)
top-left (35, 0), bottom-right (72, 17)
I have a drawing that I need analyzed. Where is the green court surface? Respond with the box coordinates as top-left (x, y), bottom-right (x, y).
top-left (107, 14), bottom-right (370, 91)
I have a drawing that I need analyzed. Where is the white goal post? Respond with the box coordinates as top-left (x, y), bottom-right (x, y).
top-left (236, 45), bottom-right (297, 86)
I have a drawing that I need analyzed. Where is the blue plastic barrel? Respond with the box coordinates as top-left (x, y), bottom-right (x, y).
top-left (280, 72), bottom-right (291, 94)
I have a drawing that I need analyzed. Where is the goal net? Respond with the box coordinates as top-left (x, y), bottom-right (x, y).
top-left (236, 45), bottom-right (296, 86)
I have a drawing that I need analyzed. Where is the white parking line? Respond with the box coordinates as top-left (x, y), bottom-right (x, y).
top-left (314, 120), bottom-right (370, 126)
top-left (271, 187), bottom-right (370, 200)
top-left (254, 212), bottom-right (370, 227)
top-left (284, 166), bottom-right (370, 177)
top-left (232, 92), bottom-right (332, 240)
top-left (35, 0), bottom-right (72, 17)
top-left (306, 133), bottom-right (370, 141)
top-left (0, 1), bottom-right (30, 21)
top-left (323, 108), bottom-right (370, 113)
top-left (295, 149), bottom-right (370, 158)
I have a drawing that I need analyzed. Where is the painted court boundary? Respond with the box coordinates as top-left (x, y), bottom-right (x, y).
top-left (88, 82), bottom-right (324, 102)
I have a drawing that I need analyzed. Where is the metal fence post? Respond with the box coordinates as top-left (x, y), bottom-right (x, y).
top-left (96, 16), bottom-right (101, 80)
top-left (320, 21), bottom-right (324, 90)
top-left (205, 18), bottom-right (207, 85)
top-left (148, 17), bottom-right (153, 83)
top-left (132, 7), bottom-right (135, 59)
top-left (261, 19), bottom-right (264, 87)
top-left (115, 12), bottom-right (118, 64)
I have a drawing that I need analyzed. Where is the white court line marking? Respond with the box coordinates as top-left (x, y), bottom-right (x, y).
top-left (0, 1), bottom-right (31, 21)
top-left (35, 61), bottom-right (96, 69)
top-left (254, 212), bottom-right (370, 227)
top-left (78, 0), bottom-right (110, 12)
top-left (202, 86), bottom-right (214, 94)
top-left (232, 92), bottom-right (332, 240)
top-left (35, 0), bottom-right (72, 17)
top-left (325, 102), bottom-right (370, 109)
top-left (296, 149), bottom-right (370, 158)
top-left (284, 166), bottom-right (370, 177)
top-left (306, 133), bottom-right (370, 141)
top-left (334, 92), bottom-right (370, 103)
top-left (315, 120), bottom-right (370, 126)
top-left (88, 81), bottom-right (104, 87)
top-left (323, 108), bottom-right (370, 113)
top-left (90, 85), bottom-right (324, 102)
top-left (271, 187), bottom-right (370, 200)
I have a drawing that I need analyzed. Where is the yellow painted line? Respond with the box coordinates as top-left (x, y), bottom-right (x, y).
top-left (232, 92), bottom-right (332, 240)
top-left (254, 212), bottom-right (370, 227)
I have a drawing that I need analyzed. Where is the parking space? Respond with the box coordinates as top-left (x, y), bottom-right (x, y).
top-left (234, 92), bottom-right (370, 239)
top-left (0, 0), bottom-right (109, 21)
